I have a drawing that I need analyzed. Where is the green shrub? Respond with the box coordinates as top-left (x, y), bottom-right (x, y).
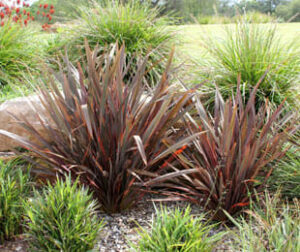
top-left (276, 0), bottom-right (300, 22)
top-left (65, 0), bottom-right (175, 84)
top-left (0, 21), bottom-right (43, 87)
top-left (227, 191), bottom-right (300, 251)
top-left (198, 19), bottom-right (300, 109)
top-left (132, 206), bottom-right (225, 252)
top-left (0, 159), bottom-right (31, 244)
top-left (0, 42), bottom-right (193, 213)
top-left (24, 176), bottom-right (104, 252)
top-left (268, 145), bottom-right (300, 199)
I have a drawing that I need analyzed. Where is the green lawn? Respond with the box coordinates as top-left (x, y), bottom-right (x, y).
top-left (176, 23), bottom-right (300, 61)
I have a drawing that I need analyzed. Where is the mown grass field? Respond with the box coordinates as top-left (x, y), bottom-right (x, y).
top-left (177, 23), bottom-right (300, 60)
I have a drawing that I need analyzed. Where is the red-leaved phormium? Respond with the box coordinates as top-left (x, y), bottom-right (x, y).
top-left (0, 41), bottom-right (195, 213)
top-left (144, 74), bottom-right (298, 221)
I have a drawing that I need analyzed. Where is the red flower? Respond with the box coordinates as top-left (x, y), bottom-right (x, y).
top-left (27, 12), bottom-right (30, 16)
top-left (42, 12), bottom-right (45, 17)
top-left (48, 15), bottom-right (52, 21)
top-left (39, 4), bottom-right (42, 8)
top-left (37, 10), bottom-right (40, 15)
top-left (24, 19), bottom-right (28, 26)
top-left (16, 8), bottom-right (20, 14)
top-left (0, 12), bottom-right (4, 19)
top-left (31, 16), bottom-right (34, 21)
top-left (44, 4), bottom-right (48, 9)
top-left (23, 9), bottom-right (26, 15)
top-left (50, 4), bottom-right (54, 9)
top-left (46, 13), bottom-right (50, 18)
top-left (49, 9), bottom-right (54, 14)
top-left (17, 0), bottom-right (20, 4)
top-left (1, 21), bottom-right (4, 27)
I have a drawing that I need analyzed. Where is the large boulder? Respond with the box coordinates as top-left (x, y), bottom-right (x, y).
top-left (0, 95), bottom-right (49, 151)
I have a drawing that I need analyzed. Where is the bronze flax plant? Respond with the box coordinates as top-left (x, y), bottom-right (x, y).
top-left (145, 74), bottom-right (298, 221)
top-left (0, 41), bottom-right (195, 213)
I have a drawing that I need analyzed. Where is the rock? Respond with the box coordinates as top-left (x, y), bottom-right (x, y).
top-left (0, 95), bottom-right (50, 151)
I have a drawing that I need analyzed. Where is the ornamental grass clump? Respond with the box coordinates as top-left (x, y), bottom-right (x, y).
top-left (227, 191), bottom-right (300, 251)
top-left (0, 41), bottom-right (194, 213)
top-left (0, 159), bottom-right (31, 244)
top-left (0, 21), bottom-right (42, 87)
top-left (268, 145), bottom-right (300, 199)
top-left (66, 0), bottom-right (174, 85)
top-left (199, 18), bottom-right (299, 108)
top-left (149, 75), bottom-right (297, 221)
top-left (24, 176), bottom-right (103, 252)
top-left (132, 206), bottom-right (225, 252)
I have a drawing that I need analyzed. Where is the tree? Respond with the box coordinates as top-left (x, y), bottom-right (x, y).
top-left (276, 0), bottom-right (300, 21)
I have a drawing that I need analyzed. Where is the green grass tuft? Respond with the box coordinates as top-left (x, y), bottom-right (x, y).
top-left (0, 21), bottom-right (44, 87)
top-left (64, 0), bottom-right (175, 85)
top-left (24, 176), bottom-right (104, 252)
top-left (0, 159), bottom-right (31, 244)
top-left (268, 145), bottom-right (300, 199)
top-left (132, 205), bottom-right (225, 252)
top-left (226, 191), bottom-right (300, 251)
top-left (198, 19), bottom-right (300, 109)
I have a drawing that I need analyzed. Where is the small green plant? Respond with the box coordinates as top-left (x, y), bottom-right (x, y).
top-left (268, 145), bottom-right (300, 199)
top-left (65, 0), bottom-right (175, 84)
top-left (226, 191), bottom-right (300, 251)
top-left (0, 159), bottom-right (31, 244)
top-left (24, 176), bottom-right (104, 252)
top-left (132, 205), bottom-right (225, 252)
top-left (199, 18), bottom-right (299, 108)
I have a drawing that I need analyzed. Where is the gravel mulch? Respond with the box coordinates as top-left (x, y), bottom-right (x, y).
top-left (94, 195), bottom-right (233, 252)
top-left (95, 195), bottom-right (202, 251)
top-left (0, 191), bottom-right (234, 252)
top-left (0, 152), bottom-right (16, 161)
top-left (0, 236), bottom-right (28, 252)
